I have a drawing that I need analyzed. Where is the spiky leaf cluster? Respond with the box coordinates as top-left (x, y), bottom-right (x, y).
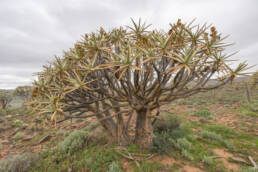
top-left (30, 19), bottom-right (250, 127)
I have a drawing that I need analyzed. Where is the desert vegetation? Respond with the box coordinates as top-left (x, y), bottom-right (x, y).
top-left (0, 19), bottom-right (257, 172)
top-left (29, 19), bottom-right (250, 148)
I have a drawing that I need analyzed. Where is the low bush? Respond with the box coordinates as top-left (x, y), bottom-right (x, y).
top-left (200, 130), bottom-right (223, 142)
top-left (154, 114), bottom-right (180, 133)
top-left (151, 131), bottom-right (174, 154)
top-left (0, 153), bottom-right (39, 172)
top-left (107, 161), bottom-right (123, 172)
top-left (170, 138), bottom-right (193, 160)
top-left (59, 130), bottom-right (88, 155)
top-left (202, 155), bottom-right (214, 165)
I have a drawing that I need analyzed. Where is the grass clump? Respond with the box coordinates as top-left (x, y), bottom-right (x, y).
top-left (170, 138), bottom-right (194, 160)
top-left (0, 153), bottom-right (39, 172)
top-left (240, 167), bottom-right (258, 172)
top-left (107, 161), bottom-right (123, 172)
top-left (12, 120), bottom-right (24, 128)
top-left (200, 130), bottom-right (234, 150)
top-left (200, 130), bottom-right (223, 142)
top-left (13, 132), bottom-right (23, 140)
top-left (191, 108), bottom-right (216, 119)
top-left (202, 155), bottom-right (214, 165)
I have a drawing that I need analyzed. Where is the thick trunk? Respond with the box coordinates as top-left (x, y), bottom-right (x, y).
top-left (0, 102), bottom-right (6, 109)
top-left (134, 108), bottom-right (153, 149)
top-left (116, 118), bottom-right (132, 146)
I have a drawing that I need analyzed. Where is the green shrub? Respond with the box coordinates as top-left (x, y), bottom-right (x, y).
top-left (59, 130), bottom-right (88, 155)
top-left (107, 161), bottom-right (123, 172)
top-left (171, 138), bottom-right (192, 151)
top-left (83, 122), bottom-right (100, 131)
top-left (200, 130), bottom-right (223, 142)
top-left (0, 153), bottom-right (39, 172)
top-left (181, 149), bottom-right (194, 160)
top-left (154, 114), bottom-right (180, 133)
top-left (202, 155), bottom-right (214, 165)
top-left (151, 132), bottom-right (174, 154)
top-left (170, 138), bottom-right (194, 160)
top-left (224, 140), bottom-right (235, 150)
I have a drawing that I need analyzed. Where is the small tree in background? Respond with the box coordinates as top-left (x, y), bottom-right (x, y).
top-left (249, 70), bottom-right (258, 89)
top-left (0, 89), bottom-right (13, 110)
top-left (30, 19), bottom-right (251, 148)
top-left (13, 86), bottom-right (33, 102)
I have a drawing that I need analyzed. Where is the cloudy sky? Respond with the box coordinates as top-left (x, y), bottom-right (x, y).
top-left (0, 0), bottom-right (257, 89)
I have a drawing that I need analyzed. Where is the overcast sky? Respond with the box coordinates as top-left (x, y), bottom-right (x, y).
top-left (0, 0), bottom-right (257, 89)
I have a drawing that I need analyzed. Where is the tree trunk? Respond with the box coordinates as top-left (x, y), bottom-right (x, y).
top-left (116, 117), bottom-right (132, 146)
top-left (0, 101), bottom-right (6, 109)
top-left (245, 83), bottom-right (251, 103)
top-left (134, 108), bottom-right (153, 149)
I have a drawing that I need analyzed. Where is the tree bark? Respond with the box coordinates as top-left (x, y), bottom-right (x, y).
top-left (134, 108), bottom-right (153, 149)
top-left (245, 83), bottom-right (251, 103)
top-left (0, 101), bottom-right (6, 109)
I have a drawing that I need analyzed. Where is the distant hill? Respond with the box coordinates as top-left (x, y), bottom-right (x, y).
top-left (207, 76), bottom-right (249, 85)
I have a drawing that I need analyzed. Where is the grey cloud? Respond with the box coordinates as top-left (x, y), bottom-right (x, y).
top-left (0, 0), bottom-right (258, 89)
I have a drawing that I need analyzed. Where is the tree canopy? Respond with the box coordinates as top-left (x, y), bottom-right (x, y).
top-left (30, 19), bottom-right (251, 148)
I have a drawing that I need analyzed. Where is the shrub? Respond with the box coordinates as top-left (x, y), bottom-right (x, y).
top-left (200, 130), bottom-right (223, 142)
top-left (191, 108), bottom-right (215, 119)
top-left (154, 114), bottom-right (180, 133)
top-left (0, 153), bottom-right (39, 172)
top-left (151, 131), bottom-right (174, 154)
top-left (170, 138), bottom-right (192, 151)
top-left (170, 137), bottom-right (194, 160)
top-left (202, 155), bottom-right (214, 165)
top-left (59, 130), bottom-right (88, 155)
top-left (181, 149), bottom-right (194, 160)
top-left (151, 116), bottom-right (184, 154)
top-left (107, 162), bottom-right (123, 172)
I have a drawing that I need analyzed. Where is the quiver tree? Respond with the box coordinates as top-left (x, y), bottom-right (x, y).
top-left (13, 86), bottom-right (33, 102)
top-left (0, 89), bottom-right (12, 110)
top-left (30, 19), bottom-right (251, 148)
top-left (249, 70), bottom-right (258, 89)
